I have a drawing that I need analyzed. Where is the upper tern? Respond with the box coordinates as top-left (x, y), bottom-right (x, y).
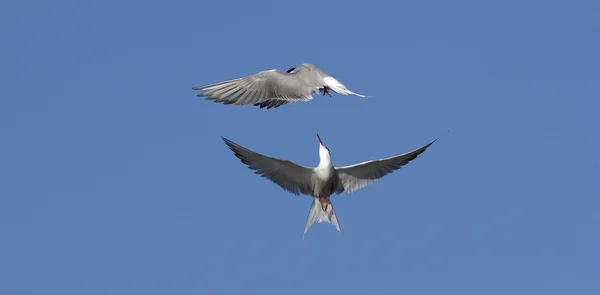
top-left (193, 63), bottom-right (368, 109)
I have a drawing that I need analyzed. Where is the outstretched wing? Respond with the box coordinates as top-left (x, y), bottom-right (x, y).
top-left (194, 68), bottom-right (314, 109)
top-left (222, 137), bottom-right (315, 196)
top-left (334, 139), bottom-right (437, 194)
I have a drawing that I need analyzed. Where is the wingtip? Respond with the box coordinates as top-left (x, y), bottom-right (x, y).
top-left (413, 137), bottom-right (439, 153)
top-left (428, 129), bottom-right (451, 146)
top-left (425, 137), bottom-right (439, 148)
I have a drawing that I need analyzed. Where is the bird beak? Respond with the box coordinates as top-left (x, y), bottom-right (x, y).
top-left (317, 134), bottom-right (323, 146)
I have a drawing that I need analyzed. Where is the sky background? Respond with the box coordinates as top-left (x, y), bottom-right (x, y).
top-left (1, 0), bottom-right (599, 294)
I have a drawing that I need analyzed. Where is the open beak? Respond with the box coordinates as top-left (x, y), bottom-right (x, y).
top-left (317, 134), bottom-right (323, 146)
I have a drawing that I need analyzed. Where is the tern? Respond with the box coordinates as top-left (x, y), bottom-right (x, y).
top-left (221, 135), bottom-right (437, 238)
top-left (193, 63), bottom-right (368, 109)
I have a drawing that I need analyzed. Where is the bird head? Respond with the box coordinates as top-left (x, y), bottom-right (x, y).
top-left (317, 134), bottom-right (332, 165)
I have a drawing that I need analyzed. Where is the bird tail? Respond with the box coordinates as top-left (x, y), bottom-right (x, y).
top-left (303, 197), bottom-right (341, 239)
top-left (323, 76), bottom-right (370, 98)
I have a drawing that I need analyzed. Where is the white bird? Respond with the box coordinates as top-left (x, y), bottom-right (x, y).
top-left (221, 134), bottom-right (437, 238)
top-left (193, 63), bottom-right (368, 109)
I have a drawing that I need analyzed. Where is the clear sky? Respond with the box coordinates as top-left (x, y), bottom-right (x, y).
top-left (1, 0), bottom-right (599, 294)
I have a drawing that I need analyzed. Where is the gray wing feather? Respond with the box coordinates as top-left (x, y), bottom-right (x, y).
top-left (334, 139), bottom-right (437, 194)
top-left (194, 69), bottom-right (315, 109)
top-left (222, 137), bottom-right (315, 196)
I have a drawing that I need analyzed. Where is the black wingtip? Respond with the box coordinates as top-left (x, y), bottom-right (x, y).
top-left (221, 136), bottom-right (233, 146)
top-left (408, 137), bottom-right (439, 157)
top-left (423, 137), bottom-right (439, 149)
top-left (426, 130), bottom-right (450, 147)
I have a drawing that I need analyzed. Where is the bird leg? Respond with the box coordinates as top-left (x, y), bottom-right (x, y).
top-left (318, 196), bottom-right (330, 211)
top-left (322, 87), bottom-right (332, 97)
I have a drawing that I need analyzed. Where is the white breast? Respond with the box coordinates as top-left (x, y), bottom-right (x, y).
top-left (313, 166), bottom-right (334, 196)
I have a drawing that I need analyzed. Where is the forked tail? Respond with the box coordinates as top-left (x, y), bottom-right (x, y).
top-left (303, 197), bottom-right (341, 239)
top-left (323, 76), bottom-right (370, 98)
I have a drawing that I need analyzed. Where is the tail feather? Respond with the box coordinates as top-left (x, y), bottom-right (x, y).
top-left (303, 198), bottom-right (341, 239)
top-left (323, 76), bottom-right (370, 98)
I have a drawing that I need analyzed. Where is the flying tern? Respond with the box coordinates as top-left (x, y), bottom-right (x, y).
top-left (221, 135), bottom-right (437, 238)
top-left (193, 63), bottom-right (368, 109)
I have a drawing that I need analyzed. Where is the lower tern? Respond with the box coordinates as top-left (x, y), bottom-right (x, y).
top-left (221, 135), bottom-right (437, 238)
top-left (193, 63), bottom-right (368, 109)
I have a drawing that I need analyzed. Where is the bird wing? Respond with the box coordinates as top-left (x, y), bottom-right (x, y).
top-left (194, 68), bottom-right (315, 109)
top-left (334, 139), bottom-right (437, 194)
top-left (222, 137), bottom-right (315, 196)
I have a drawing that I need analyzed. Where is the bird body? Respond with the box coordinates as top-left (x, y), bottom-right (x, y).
top-left (221, 134), bottom-right (436, 238)
top-left (194, 63), bottom-right (368, 109)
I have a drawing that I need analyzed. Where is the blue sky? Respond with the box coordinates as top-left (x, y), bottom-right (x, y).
top-left (1, 0), bottom-right (599, 294)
